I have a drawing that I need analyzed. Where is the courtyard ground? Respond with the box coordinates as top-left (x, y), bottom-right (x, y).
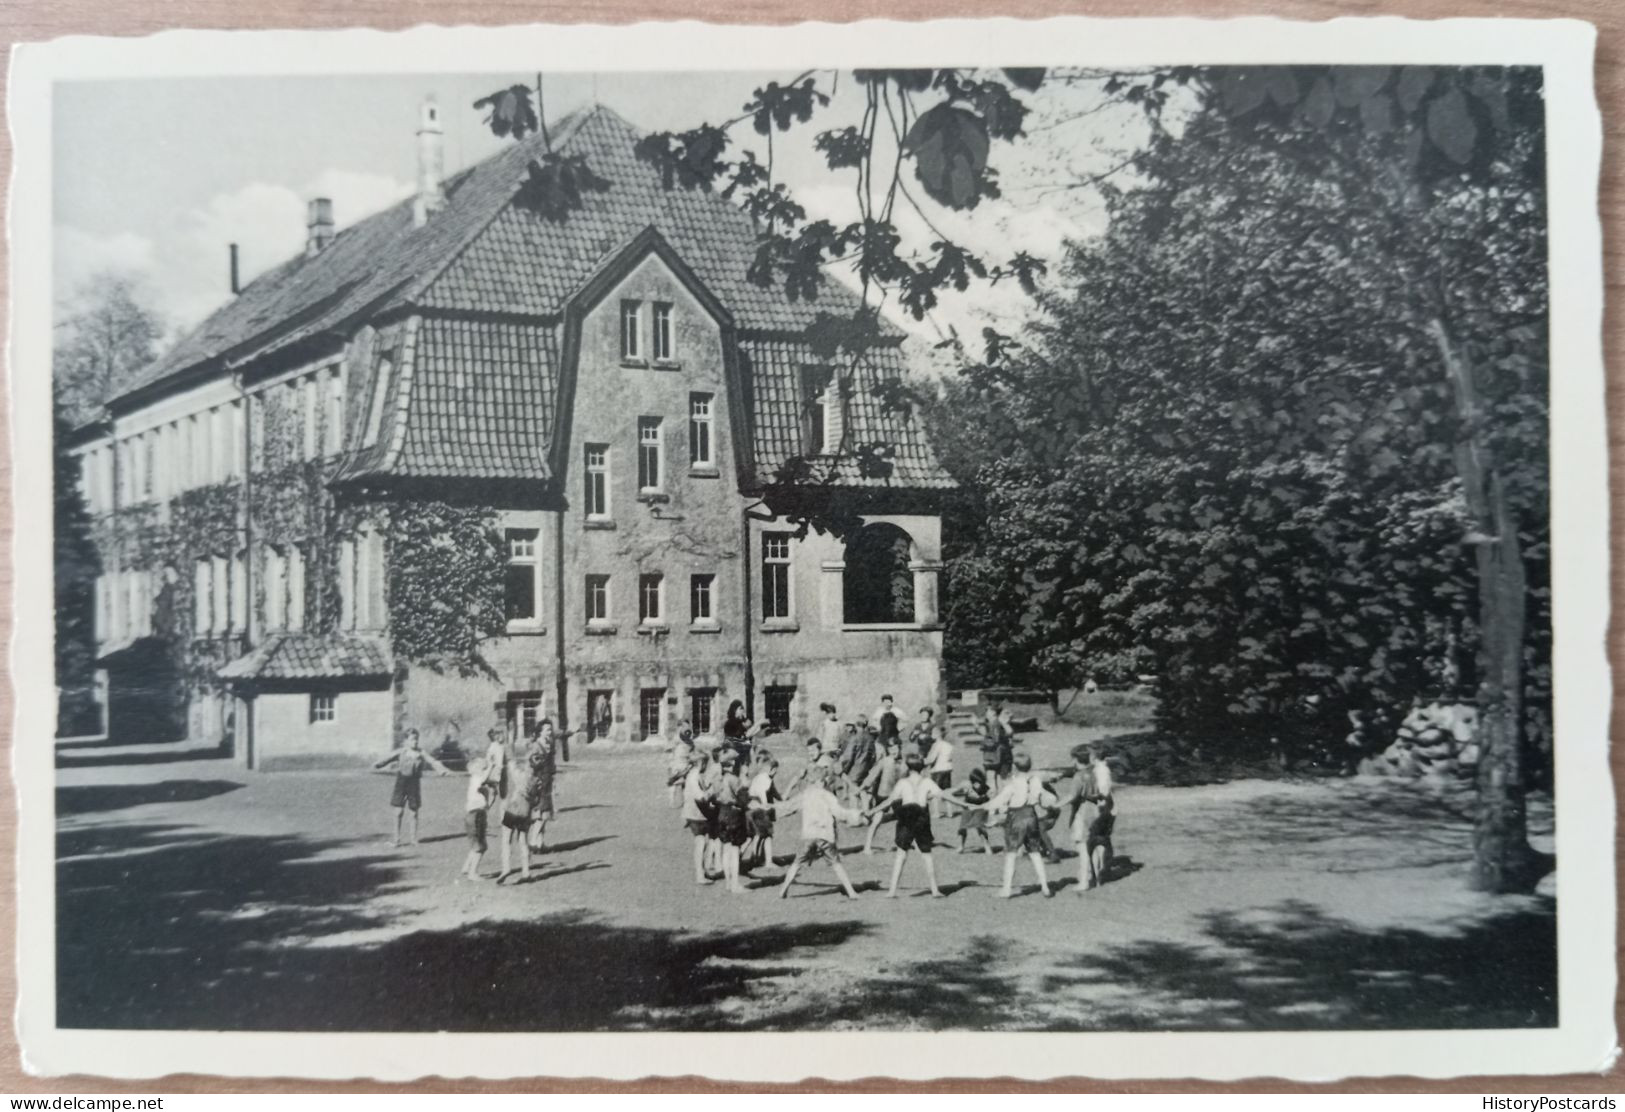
top-left (54, 722), bottom-right (1556, 1032)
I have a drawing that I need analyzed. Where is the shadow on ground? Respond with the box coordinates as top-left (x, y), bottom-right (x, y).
top-left (56, 779), bottom-right (245, 817)
top-left (57, 821), bottom-right (870, 1031)
top-left (764, 897), bottom-right (1557, 1031)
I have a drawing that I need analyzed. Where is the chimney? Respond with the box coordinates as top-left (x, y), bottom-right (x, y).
top-left (306, 197), bottom-right (335, 257)
top-left (413, 97), bottom-right (445, 228)
top-left (229, 243), bottom-right (240, 295)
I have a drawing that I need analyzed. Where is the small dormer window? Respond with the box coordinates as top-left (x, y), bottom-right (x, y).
top-left (800, 365), bottom-right (839, 456)
top-left (653, 302), bottom-right (674, 362)
top-left (621, 300), bottom-right (642, 362)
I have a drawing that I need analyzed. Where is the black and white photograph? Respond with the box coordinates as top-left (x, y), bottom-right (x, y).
top-left (10, 16), bottom-right (1612, 1082)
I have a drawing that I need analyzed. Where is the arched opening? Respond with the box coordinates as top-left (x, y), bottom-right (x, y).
top-left (843, 523), bottom-right (916, 625)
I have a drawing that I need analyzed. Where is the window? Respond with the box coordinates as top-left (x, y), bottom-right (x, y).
top-left (361, 530), bottom-right (386, 629)
top-left (639, 688), bottom-right (665, 740)
top-left (230, 401), bottom-right (244, 478)
top-left (325, 367), bottom-right (345, 456)
top-left (689, 688), bottom-right (715, 736)
top-left (801, 365), bottom-right (839, 455)
top-left (585, 574), bottom-right (610, 624)
top-left (764, 686), bottom-right (796, 732)
top-left (507, 692), bottom-right (543, 740)
top-left (193, 560), bottom-right (210, 634)
top-left (505, 528), bottom-right (540, 626)
top-left (338, 537), bottom-right (356, 630)
top-left (690, 573), bottom-right (715, 625)
top-left (231, 550), bottom-right (249, 634)
top-left (210, 555), bottom-right (229, 635)
top-left (844, 523), bottom-right (917, 624)
top-left (689, 393), bottom-right (714, 469)
top-left (762, 532), bottom-right (793, 621)
top-left (620, 300), bottom-right (642, 361)
top-left (587, 689), bottom-right (614, 740)
top-left (653, 302), bottom-right (674, 361)
top-left (363, 356), bottom-right (394, 448)
top-left (637, 418), bottom-right (662, 491)
top-left (249, 400), bottom-right (265, 472)
top-left (302, 374), bottom-right (319, 462)
top-left (584, 444), bottom-right (610, 519)
top-left (264, 547), bottom-right (287, 630)
top-left (94, 575), bottom-right (110, 642)
top-left (190, 415), bottom-right (209, 489)
top-left (310, 693), bottom-right (336, 723)
top-left (639, 573), bottom-right (664, 625)
top-left (288, 543), bottom-right (307, 631)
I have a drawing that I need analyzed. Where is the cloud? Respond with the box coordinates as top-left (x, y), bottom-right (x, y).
top-left (53, 226), bottom-right (157, 304)
top-left (54, 168), bottom-right (414, 335)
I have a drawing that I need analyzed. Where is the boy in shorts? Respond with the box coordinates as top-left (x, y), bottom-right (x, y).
top-left (863, 754), bottom-right (955, 898)
top-left (776, 769), bottom-right (864, 900)
top-left (374, 727), bottom-right (451, 847)
top-left (984, 752), bottom-right (1058, 898)
top-left (459, 757), bottom-right (494, 881)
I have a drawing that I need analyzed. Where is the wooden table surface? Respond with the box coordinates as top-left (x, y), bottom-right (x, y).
top-left (0, 0), bottom-right (1618, 1094)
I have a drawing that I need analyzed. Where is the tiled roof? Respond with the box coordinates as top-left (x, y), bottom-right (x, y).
top-left (218, 632), bottom-right (393, 682)
top-left (390, 316), bottom-right (560, 480)
top-left (422, 107), bottom-right (865, 329)
top-left (744, 339), bottom-right (955, 490)
top-left (115, 109), bottom-right (598, 403)
top-left (117, 105), bottom-right (872, 405)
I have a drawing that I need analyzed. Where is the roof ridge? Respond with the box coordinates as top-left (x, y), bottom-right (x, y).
top-left (402, 105), bottom-right (602, 304)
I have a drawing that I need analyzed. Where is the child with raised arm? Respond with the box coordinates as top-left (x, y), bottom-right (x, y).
top-left (667, 730), bottom-right (696, 806)
top-left (859, 737), bottom-right (903, 854)
top-left (776, 769), bottom-right (865, 900)
top-left (862, 754), bottom-right (956, 898)
top-left (984, 752), bottom-right (1058, 898)
top-left (374, 727), bottom-right (451, 848)
top-left (747, 754), bottom-right (783, 873)
top-left (459, 757), bottom-right (495, 881)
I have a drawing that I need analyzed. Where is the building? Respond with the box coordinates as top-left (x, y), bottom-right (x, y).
top-left (66, 99), bottom-right (954, 768)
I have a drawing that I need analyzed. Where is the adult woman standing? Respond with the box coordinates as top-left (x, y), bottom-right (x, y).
top-left (722, 700), bottom-right (764, 769)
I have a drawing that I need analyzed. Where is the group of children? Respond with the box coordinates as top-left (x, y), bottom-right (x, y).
top-left (376, 717), bottom-right (580, 885)
top-left (665, 696), bottom-right (1118, 900)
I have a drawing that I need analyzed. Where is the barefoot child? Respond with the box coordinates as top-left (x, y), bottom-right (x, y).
top-left (681, 748), bottom-right (719, 885)
top-left (459, 758), bottom-right (494, 881)
top-left (862, 754), bottom-right (954, 898)
top-left (374, 728), bottom-right (451, 847)
top-left (985, 752), bottom-right (1058, 898)
top-left (777, 769), bottom-right (864, 900)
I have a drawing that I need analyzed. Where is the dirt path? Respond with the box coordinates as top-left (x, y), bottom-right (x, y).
top-left (54, 726), bottom-right (1556, 1031)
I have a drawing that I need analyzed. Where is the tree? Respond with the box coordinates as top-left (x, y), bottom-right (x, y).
top-left (1167, 66), bottom-right (1549, 890)
top-left (54, 273), bottom-right (164, 425)
top-left (948, 66), bottom-right (1547, 892)
top-left (53, 395), bottom-right (102, 735)
top-left (53, 274), bottom-right (166, 735)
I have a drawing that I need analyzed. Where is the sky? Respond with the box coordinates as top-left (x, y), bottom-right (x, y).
top-left (52, 70), bottom-right (1154, 356)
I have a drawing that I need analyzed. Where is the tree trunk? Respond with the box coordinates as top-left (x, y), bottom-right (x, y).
top-left (1430, 319), bottom-right (1532, 892)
